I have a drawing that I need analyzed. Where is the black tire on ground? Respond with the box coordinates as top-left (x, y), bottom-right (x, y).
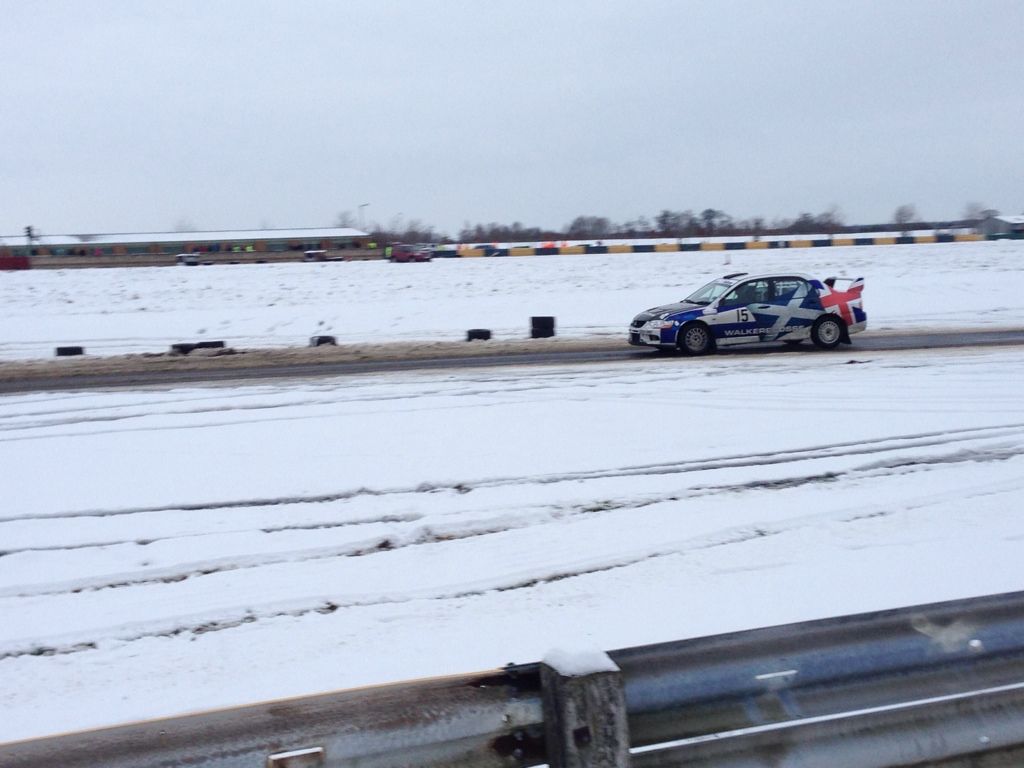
top-left (810, 315), bottom-right (844, 349)
top-left (195, 340), bottom-right (226, 349)
top-left (466, 329), bottom-right (492, 341)
top-left (170, 343), bottom-right (197, 355)
top-left (55, 346), bottom-right (84, 357)
top-left (677, 322), bottom-right (713, 355)
top-left (310, 335), bottom-right (337, 347)
top-left (531, 316), bottom-right (556, 338)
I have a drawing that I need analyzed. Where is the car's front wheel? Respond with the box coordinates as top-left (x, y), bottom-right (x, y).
top-left (677, 322), bottom-right (713, 355)
top-left (811, 315), bottom-right (844, 349)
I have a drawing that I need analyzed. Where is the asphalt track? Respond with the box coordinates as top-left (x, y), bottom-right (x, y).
top-left (2, 328), bottom-right (1023, 394)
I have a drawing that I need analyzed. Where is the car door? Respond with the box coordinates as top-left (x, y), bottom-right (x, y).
top-left (750, 277), bottom-right (820, 342)
top-left (706, 278), bottom-right (771, 345)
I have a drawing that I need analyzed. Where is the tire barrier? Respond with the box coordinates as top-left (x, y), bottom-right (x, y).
top-left (466, 329), bottom-right (492, 341)
top-left (171, 341), bottom-right (228, 355)
top-left (531, 316), bottom-right (556, 339)
top-left (453, 233), bottom-right (986, 258)
top-left (54, 346), bottom-right (84, 356)
top-left (310, 335), bottom-right (337, 347)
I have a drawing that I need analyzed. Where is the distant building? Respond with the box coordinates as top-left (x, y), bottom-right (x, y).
top-left (0, 227), bottom-right (369, 257)
top-left (977, 215), bottom-right (1024, 238)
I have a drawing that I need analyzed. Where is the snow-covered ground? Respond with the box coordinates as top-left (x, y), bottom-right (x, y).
top-left (2, 240), bottom-right (1024, 743)
top-left (1, 240), bottom-right (1021, 360)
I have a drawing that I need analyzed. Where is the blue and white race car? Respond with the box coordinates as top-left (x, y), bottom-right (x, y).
top-left (629, 272), bottom-right (866, 354)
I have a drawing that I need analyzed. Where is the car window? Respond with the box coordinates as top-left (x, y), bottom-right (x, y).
top-left (721, 279), bottom-right (770, 306)
top-left (684, 280), bottom-right (732, 304)
top-left (773, 277), bottom-right (809, 300)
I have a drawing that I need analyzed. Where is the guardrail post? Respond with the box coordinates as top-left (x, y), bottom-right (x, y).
top-left (540, 649), bottom-right (630, 767)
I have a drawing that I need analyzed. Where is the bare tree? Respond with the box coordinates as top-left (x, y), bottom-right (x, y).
top-left (699, 208), bottom-right (719, 233)
top-left (961, 202), bottom-right (987, 222)
top-left (653, 210), bottom-right (699, 237)
top-left (566, 216), bottom-right (613, 239)
top-left (172, 217), bottom-right (197, 233)
top-left (399, 218), bottom-right (437, 243)
top-left (618, 216), bottom-right (653, 238)
top-left (789, 213), bottom-right (818, 234)
top-left (458, 221), bottom-right (556, 243)
top-left (892, 204), bottom-right (917, 230)
top-left (334, 210), bottom-right (356, 228)
top-left (654, 209), bottom-right (679, 235)
top-left (815, 206), bottom-right (844, 234)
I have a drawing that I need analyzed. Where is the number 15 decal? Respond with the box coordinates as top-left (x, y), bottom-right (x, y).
top-left (737, 308), bottom-right (751, 322)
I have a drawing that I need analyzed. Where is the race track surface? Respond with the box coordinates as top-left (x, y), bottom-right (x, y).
top-left (1, 328), bottom-right (1023, 394)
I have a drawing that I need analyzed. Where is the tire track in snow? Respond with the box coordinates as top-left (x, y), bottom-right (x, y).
top-left (4, 434), bottom-right (1020, 597)
top-left (0, 512), bottom-right (422, 558)
top-left (0, 378), bottom-right (570, 438)
top-left (3, 463), bottom-right (1022, 661)
top-left (0, 515), bottom-right (546, 598)
top-left (3, 422), bottom-right (1022, 524)
top-left (0, 528), bottom-right (764, 661)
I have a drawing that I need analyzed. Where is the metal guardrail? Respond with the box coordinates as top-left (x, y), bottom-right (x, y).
top-left (5, 590), bottom-right (1024, 767)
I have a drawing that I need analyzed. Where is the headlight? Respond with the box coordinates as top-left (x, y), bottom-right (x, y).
top-left (644, 319), bottom-right (675, 330)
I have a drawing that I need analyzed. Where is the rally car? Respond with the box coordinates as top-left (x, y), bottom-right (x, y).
top-left (629, 272), bottom-right (866, 354)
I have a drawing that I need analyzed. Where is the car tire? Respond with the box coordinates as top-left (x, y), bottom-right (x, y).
top-left (810, 315), bottom-right (844, 349)
top-left (677, 322), bottom-right (713, 356)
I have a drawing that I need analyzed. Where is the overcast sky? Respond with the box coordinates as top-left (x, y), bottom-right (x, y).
top-left (1, 0), bottom-right (1021, 238)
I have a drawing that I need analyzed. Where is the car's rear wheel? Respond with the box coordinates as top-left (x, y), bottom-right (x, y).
top-left (811, 315), bottom-right (844, 349)
top-left (677, 322), bottom-right (713, 355)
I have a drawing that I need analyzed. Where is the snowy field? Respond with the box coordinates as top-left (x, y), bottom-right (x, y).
top-left (1, 240), bottom-right (1022, 360)
top-left (2, 240), bottom-right (1024, 743)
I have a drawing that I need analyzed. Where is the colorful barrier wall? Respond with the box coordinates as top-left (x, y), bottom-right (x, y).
top-left (453, 233), bottom-right (986, 257)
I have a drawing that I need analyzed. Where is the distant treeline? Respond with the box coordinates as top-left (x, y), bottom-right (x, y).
top-left (337, 203), bottom-right (992, 244)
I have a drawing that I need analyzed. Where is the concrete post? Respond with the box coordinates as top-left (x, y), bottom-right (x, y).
top-left (540, 649), bottom-right (630, 768)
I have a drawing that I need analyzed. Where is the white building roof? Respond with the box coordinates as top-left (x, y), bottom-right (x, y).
top-left (4, 227), bottom-right (368, 247)
top-left (992, 215), bottom-right (1024, 225)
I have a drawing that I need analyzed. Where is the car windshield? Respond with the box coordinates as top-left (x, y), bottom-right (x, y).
top-left (684, 279), bottom-right (732, 305)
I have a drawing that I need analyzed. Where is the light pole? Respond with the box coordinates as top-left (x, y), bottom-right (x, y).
top-left (358, 203), bottom-right (369, 231)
